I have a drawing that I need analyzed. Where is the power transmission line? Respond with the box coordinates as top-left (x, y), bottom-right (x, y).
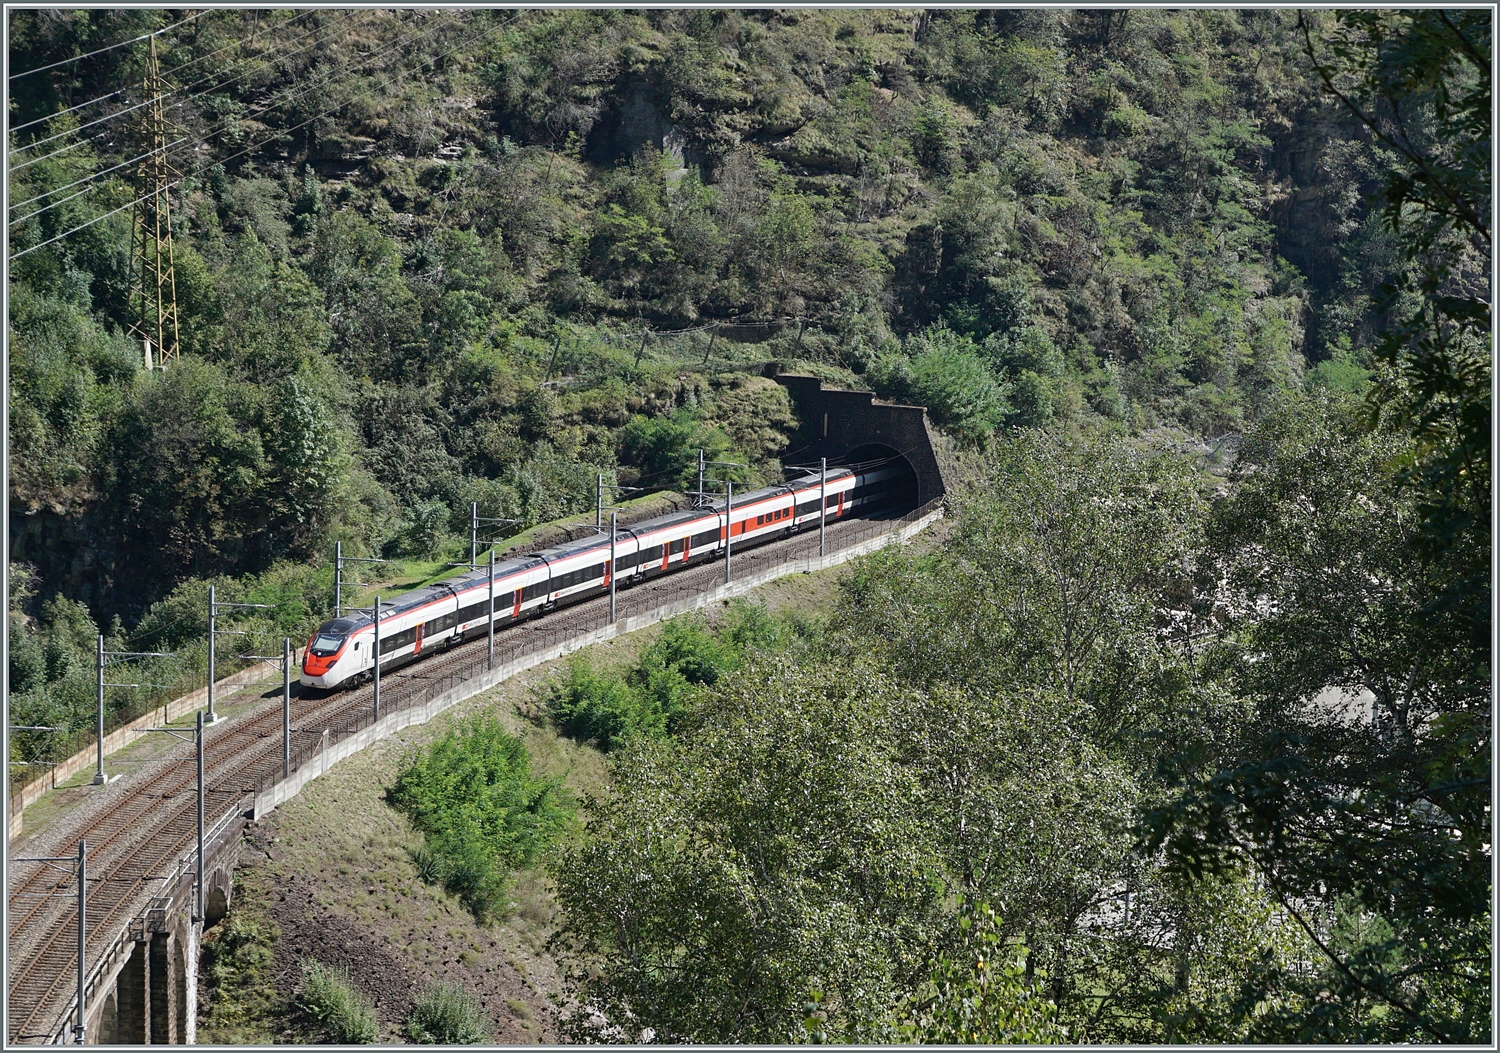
top-left (9, 10), bottom-right (373, 220)
top-left (8, 9), bottom-right (319, 133)
top-left (10, 8), bottom-right (368, 164)
top-left (10, 11), bottom-right (496, 263)
top-left (8, 11), bottom-right (204, 80)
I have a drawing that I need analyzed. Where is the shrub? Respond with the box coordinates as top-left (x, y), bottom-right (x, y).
top-left (296, 959), bottom-right (378, 1044)
top-left (548, 656), bottom-right (657, 750)
top-left (646, 615), bottom-right (730, 686)
top-left (549, 605), bottom-right (805, 750)
top-left (407, 982), bottom-right (492, 1044)
top-left (388, 717), bottom-right (572, 921)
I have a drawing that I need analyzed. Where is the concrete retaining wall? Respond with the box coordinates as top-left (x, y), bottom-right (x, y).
top-left (253, 509), bottom-right (942, 819)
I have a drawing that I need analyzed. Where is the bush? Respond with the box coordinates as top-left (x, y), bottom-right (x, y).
top-left (548, 605), bottom-right (808, 750)
top-left (548, 655), bottom-right (662, 750)
top-left (296, 959), bottom-right (378, 1044)
top-left (388, 717), bottom-right (572, 922)
top-left (407, 982), bottom-right (492, 1044)
top-left (618, 410), bottom-right (734, 489)
top-left (646, 615), bottom-right (731, 686)
top-left (868, 327), bottom-right (1011, 445)
top-left (907, 343), bottom-right (1009, 445)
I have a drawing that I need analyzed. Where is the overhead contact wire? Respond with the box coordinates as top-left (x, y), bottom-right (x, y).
top-left (7, 9), bottom-right (321, 133)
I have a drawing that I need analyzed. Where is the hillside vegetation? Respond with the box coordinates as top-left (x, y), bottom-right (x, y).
top-left (7, 8), bottom-right (1489, 1044)
top-left (12, 9), bottom-right (1387, 610)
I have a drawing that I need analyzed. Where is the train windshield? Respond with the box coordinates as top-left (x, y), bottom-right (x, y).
top-left (309, 633), bottom-right (345, 656)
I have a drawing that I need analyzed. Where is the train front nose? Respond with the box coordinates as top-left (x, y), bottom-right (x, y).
top-left (300, 649), bottom-right (339, 687)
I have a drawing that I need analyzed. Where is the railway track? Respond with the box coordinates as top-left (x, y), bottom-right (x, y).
top-left (5, 507), bottom-right (924, 1042)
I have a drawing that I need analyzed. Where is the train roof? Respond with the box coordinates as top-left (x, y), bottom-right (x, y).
top-left (316, 467), bottom-right (865, 634)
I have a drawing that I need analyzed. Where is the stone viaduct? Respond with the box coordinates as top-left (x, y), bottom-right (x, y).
top-left (81, 818), bottom-right (242, 1045)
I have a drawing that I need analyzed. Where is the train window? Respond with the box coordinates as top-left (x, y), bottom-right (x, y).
top-left (693, 529), bottom-right (719, 548)
top-left (757, 514), bottom-right (764, 525)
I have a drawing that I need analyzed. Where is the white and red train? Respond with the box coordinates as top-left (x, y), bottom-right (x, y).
top-left (300, 463), bottom-right (904, 689)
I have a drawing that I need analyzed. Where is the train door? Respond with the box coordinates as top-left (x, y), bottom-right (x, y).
top-left (413, 622), bottom-right (425, 654)
top-left (512, 588), bottom-right (523, 617)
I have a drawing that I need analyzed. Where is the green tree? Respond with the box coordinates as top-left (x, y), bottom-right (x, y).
top-left (897, 903), bottom-right (1065, 1044)
top-left (1140, 12), bottom-right (1492, 1040)
top-left (307, 212), bottom-right (423, 382)
top-left (552, 660), bottom-right (946, 1043)
top-left (1145, 394), bottom-right (1489, 1042)
top-left (1300, 8), bottom-right (1490, 659)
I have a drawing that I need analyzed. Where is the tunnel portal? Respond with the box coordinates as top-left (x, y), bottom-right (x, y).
top-left (771, 371), bottom-right (950, 510)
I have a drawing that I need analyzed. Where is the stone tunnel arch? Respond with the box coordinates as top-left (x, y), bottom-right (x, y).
top-left (772, 372), bottom-right (950, 508)
top-left (838, 442), bottom-right (920, 516)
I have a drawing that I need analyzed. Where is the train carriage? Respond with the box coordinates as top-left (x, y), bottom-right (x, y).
top-left (301, 462), bottom-right (903, 689)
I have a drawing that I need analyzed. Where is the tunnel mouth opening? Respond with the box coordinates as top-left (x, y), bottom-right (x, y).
top-left (835, 443), bottom-right (920, 519)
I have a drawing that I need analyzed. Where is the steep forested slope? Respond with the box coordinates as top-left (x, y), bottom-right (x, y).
top-left (3, 9), bottom-right (1398, 775)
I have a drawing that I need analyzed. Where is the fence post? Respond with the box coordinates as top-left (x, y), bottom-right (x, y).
top-left (282, 637), bottom-right (291, 781)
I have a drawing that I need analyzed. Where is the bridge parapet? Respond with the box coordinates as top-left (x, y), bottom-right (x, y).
top-left (36, 802), bottom-right (246, 1045)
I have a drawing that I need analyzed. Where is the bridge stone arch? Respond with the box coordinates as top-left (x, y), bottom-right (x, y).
top-left (204, 867), bottom-right (233, 927)
top-left (98, 991), bottom-right (118, 1044)
top-left (770, 371), bottom-right (950, 507)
